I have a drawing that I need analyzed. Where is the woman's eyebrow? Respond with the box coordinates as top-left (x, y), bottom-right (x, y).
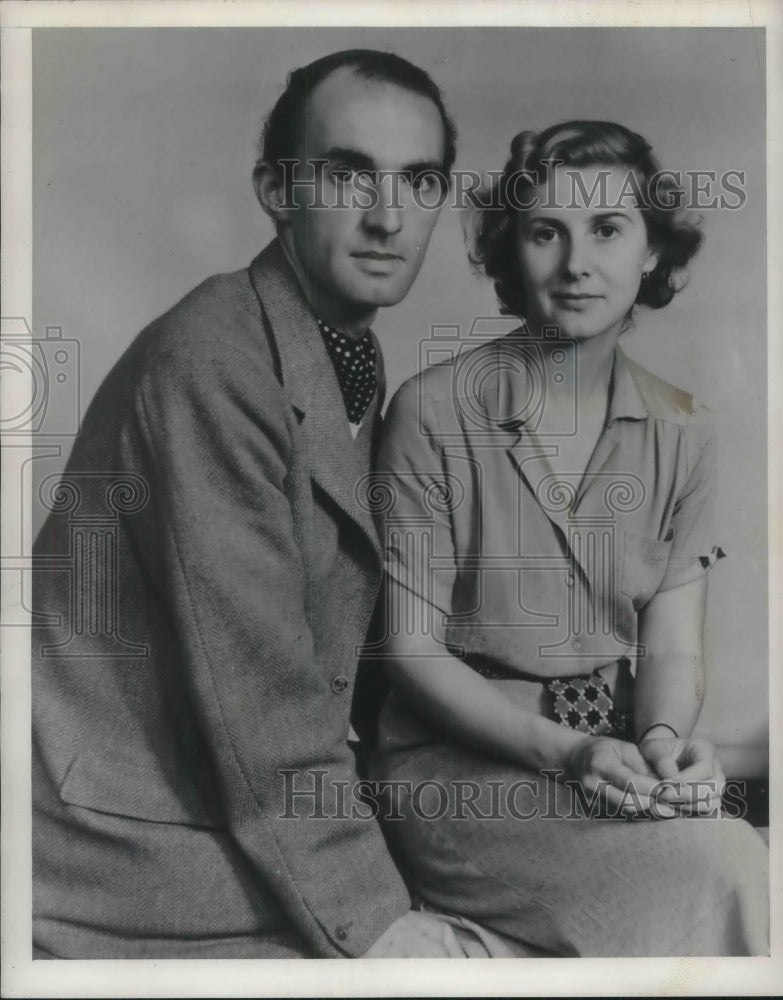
top-left (590, 211), bottom-right (635, 225)
top-left (525, 215), bottom-right (566, 227)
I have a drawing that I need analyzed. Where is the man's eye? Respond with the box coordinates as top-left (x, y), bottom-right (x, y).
top-left (329, 165), bottom-right (375, 185)
top-left (411, 170), bottom-right (443, 195)
top-left (328, 165), bottom-right (356, 183)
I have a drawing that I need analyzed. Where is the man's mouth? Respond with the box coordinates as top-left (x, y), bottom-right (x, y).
top-left (352, 251), bottom-right (404, 261)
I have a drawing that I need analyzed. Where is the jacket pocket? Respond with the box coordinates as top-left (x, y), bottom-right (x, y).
top-left (620, 530), bottom-right (673, 609)
top-left (59, 755), bottom-right (224, 828)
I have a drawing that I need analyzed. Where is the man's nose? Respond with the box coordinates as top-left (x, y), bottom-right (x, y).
top-left (362, 173), bottom-right (404, 235)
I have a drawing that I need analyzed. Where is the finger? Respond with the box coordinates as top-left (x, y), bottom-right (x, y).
top-left (615, 742), bottom-right (656, 775)
top-left (581, 773), bottom-right (653, 816)
top-left (643, 747), bottom-right (680, 781)
top-left (591, 754), bottom-right (662, 798)
top-left (675, 757), bottom-right (718, 783)
top-left (665, 777), bottom-right (724, 817)
top-left (440, 923), bottom-right (467, 958)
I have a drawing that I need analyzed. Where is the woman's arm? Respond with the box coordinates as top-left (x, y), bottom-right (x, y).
top-left (383, 580), bottom-right (663, 810)
top-left (634, 575), bottom-right (724, 811)
top-left (634, 574), bottom-right (707, 741)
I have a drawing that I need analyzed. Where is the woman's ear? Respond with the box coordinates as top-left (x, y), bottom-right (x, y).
top-left (642, 248), bottom-right (660, 276)
top-left (253, 162), bottom-right (291, 224)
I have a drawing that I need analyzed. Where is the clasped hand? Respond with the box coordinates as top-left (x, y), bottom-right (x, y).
top-left (567, 734), bottom-right (725, 819)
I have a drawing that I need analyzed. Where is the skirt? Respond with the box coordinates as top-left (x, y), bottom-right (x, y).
top-left (370, 677), bottom-right (769, 957)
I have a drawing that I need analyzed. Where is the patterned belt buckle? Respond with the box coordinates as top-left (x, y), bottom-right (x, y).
top-left (546, 672), bottom-right (629, 738)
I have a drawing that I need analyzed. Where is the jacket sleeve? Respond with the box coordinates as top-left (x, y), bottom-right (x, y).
top-left (118, 333), bottom-right (409, 956)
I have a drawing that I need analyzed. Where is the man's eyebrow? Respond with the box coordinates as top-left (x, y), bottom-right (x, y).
top-left (321, 147), bottom-right (377, 171)
top-left (402, 159), bottom-right (447, 176)
top-left (320, 147), bottom-right (445, 175)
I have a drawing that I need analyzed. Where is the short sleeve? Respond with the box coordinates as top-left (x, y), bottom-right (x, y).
top-left (373, 378), bottom-right (459, 617)
top-left (658, 406), bottom-right (726, 591)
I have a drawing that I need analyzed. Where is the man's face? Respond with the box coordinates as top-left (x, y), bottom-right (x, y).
top-left (279, 67), bottom-right (448, 332)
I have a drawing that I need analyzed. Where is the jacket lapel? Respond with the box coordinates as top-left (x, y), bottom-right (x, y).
top-left (247, 241), bottom-right (382, 561)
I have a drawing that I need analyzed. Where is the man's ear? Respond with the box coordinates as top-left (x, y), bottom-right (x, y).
top-left (253, 162), bottom-right (291, 223)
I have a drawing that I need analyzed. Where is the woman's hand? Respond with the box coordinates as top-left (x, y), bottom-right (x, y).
top-left (638, 735), bottom-right (725, 817)
top-left (566, 735), bottom-right (670, 817)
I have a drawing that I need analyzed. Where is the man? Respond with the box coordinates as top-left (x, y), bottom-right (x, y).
top-left (32, 49), bottom-right (461, 959)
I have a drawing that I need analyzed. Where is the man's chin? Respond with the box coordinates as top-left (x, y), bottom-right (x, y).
top-left (341, 293), bottom-right (400, 314)
top-left (354, 280), bottom-right (416, 310)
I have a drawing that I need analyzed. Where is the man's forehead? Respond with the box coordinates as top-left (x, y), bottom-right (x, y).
top-left (300, 67), bottom-right (446, 167)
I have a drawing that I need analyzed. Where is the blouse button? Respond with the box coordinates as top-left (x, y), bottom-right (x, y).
top-left (331, 675), bottom-right (349, 694)
top-left (571, 636), bottom-right (582, 650)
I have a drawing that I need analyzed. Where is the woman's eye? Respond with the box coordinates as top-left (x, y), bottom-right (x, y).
top-left (595, 223), bottom-right (620, 239)
top-left (532, 227), bottom-right (559, 243)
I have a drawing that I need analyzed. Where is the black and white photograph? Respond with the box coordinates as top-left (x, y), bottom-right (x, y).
top-left (2, 1), bottom-right (781, 996)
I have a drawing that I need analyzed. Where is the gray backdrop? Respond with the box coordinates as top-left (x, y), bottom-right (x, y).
top-left (32, 27), bottom-right (766, 771)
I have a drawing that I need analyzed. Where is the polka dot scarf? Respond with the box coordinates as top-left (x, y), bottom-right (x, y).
top-left (317, 318), bottom-right (378, 424)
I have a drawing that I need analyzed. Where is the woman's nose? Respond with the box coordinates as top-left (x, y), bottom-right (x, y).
top-left (563, 236), bottom-right (592, 278)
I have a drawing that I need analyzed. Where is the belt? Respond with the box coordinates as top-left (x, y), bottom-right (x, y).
top-left (465, 656), bottom-right (634, 739)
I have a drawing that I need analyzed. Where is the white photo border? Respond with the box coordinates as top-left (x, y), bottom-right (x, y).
top-left (2, 1), bottom-right (781, 996)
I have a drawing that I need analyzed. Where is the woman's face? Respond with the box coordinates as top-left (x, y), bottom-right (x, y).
top-left (514, 165), bottom-right (658, 343)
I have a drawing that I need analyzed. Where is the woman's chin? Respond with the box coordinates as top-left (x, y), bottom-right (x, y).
top-left (534, 321), bottom-right (609, 342)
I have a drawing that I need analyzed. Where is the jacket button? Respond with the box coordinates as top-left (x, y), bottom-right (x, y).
top-left (331, 675), bottom-right (349, 694)
top-left (335, 925), bottom-right (349, 941)
top-left (565, 572), bottom-right (575, 587)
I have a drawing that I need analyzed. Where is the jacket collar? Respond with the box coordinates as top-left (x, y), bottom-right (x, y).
top-left (247, 239), bottom-right (384, 561)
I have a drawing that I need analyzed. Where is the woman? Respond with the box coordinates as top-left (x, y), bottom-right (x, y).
top-left (368, 121), bottom-right (768, 956)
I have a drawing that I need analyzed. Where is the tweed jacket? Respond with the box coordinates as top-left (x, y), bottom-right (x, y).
top-left (31, 240), bottom-right (410, 958)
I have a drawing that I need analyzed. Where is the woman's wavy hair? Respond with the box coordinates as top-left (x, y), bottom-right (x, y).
top-left (469, 120), bottom-right (703, 320)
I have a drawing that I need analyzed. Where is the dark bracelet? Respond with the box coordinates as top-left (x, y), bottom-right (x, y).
top-left (637, 722), bottom-right (679, 744)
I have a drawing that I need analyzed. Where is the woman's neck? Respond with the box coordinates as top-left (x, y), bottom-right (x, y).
top-left (521, 326), bottom-right (620, 438)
